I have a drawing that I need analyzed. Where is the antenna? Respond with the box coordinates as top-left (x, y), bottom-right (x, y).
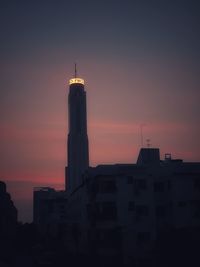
top-left (146, 139), bottom-right (151, 148)
top-left (140, 124), bottom-right (145, 147)
top-left (75, 63), bottom-right (77, 78)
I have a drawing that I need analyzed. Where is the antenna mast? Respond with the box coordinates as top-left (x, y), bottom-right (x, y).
top-left (75, 63), bottom-right (77, 78)
top-left (140, 123), bottom-right (145, 147)
top-left (146, 139), bottom-right (151, 148)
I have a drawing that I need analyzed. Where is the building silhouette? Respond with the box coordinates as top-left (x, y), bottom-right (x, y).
top-left (65, 150), bottom-right (200, 265)
top-left (66, 65), bottom-right (89, 192)
top-left (33, 187), bottom-right (67, 235)
top-left (33, 71), bottom-right (200, 266)
top-left (0, 181), bottom-right (18, 238)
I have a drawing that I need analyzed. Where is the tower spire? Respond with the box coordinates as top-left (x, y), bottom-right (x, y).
top-left (75, 63), bottom-right (77, 78)
top-left (69, 63), bottom-right (84, 85)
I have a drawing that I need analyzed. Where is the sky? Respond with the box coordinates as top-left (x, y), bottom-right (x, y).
top-left (1, 0), bottom-right (200, 222)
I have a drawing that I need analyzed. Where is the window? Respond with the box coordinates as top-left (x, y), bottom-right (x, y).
top-left (134, 179), bottom-right (147, 190)
top-left (156, 206), bottom-right (166, 217)
top-left (96, 202), bottom-right (117, 221)
top-left (154, 182), bottom-right (164, 192)
top-left (136, 205), bottom-right (148, 216)
top-left (100, 180), bottom-right (116, 193)
top-left (136, 232), bottom-right (150, 245)
top-left (127, 176), bottom-right (133, 184)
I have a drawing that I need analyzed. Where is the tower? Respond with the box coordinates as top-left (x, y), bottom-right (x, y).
top-left (65, 65), bottom-right (89, 191)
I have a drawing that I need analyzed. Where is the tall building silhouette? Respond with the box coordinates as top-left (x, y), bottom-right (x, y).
top-left (65, 65), bottom-right (89, 191)
top-left (0, 181), bottom-right (18, 238)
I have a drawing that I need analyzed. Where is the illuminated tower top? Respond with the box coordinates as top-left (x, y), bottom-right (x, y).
top-left (69, 63), bottom-right (85, 85)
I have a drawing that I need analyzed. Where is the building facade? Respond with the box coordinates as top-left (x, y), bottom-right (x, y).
top-left (33, 187), bottom-right (68, 236)
top-left (65, 150), bottom-right (200, 265)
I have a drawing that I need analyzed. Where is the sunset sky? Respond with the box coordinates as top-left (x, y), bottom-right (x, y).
top-left (1, 0), bottom-right (200, 221)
